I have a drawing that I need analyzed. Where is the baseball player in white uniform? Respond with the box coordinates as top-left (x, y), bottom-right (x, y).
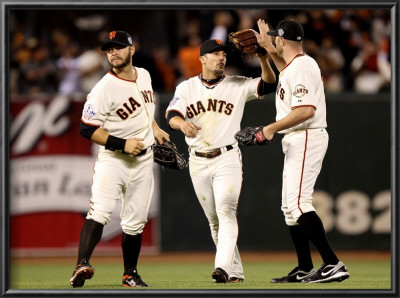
top-left (166, 39), bottom-right (276, 283)
top-left (253, 19), bottom-right (350, 283)
top-left (70, 30), bottom-right (169, 288)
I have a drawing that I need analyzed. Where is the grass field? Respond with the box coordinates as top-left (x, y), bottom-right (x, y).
top-left (8, 251), bottom-right (392, 294)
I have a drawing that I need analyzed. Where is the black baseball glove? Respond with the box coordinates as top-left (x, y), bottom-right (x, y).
top-left (234, 126), bottom-right (271, 146)
top-left (228, 29), bottom-right (267, 55)
top-left (153, 139), bottom-right (188, 170)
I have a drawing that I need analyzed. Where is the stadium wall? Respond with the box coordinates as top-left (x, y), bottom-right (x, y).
top-left (158, 92), bottom-right (391, 251)
top-left (9, 92), bottom-right (391, 254)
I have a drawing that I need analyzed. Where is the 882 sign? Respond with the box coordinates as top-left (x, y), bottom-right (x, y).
top-left (313, 189), bottom-right (391, 235)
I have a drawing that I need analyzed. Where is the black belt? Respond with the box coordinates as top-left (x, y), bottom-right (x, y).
top-left (137, 145), bottom-right (153, 157)
top-left (194, 145), bottom-right (233, 158)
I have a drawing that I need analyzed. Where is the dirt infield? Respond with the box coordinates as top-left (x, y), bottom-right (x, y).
top-left (12, 250), bottom-right (391, 265)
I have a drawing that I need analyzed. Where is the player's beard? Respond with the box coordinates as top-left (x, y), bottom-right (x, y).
top-left (213, 69), bottom-right (224, 76)
top-left (213, 63), bottom-right (225, 76)
top-left (108, 54), bottom-right (131, 69)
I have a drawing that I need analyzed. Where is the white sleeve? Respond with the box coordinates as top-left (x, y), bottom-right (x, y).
top-left (243, 77), bottom-right (263, 102)
top-left (81, 86), bottom-right (110, 126)
top-left (289, 62), bottom-right (319, 108)
top-left (165, 82), bottom-right (188, 119)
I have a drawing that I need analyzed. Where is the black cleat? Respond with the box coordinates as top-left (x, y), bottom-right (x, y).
top-left (228, 277), bottom-right (244, 283)
top-left (122, 268), bottom-right (149, 287)
top-left (211, 267), bottom-right (228, 283)
top-left (271, 267), bottom-right (317, 283)
top-left (70, 259), bottom-right (95, 287)
top-left (302, 261), bottom-right (350, 283)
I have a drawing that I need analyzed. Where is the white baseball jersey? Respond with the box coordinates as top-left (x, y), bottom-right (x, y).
top-left (166, 75), bottom-right (264, 151)
top-left (80, 66), bottom-right (156, 233)
top-left (277, 53), bottom-right (329, 225)
top-left (81, 67), bottom-right (156, 151)
top-left (275, 53), bottom-right (327, 133)
top-left (166, 74), bottom-right (265, 279)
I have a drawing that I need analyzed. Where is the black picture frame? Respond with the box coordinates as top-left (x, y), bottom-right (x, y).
top-left (1, 0), bottom-right (399, 297)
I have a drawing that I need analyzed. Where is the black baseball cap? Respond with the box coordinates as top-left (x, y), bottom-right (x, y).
top-left (101, 30), bottom-right (133, 51)
top-left (267, 20), bottom-right (304, 41)
top-left (200, 39), bottom-right (231, 56)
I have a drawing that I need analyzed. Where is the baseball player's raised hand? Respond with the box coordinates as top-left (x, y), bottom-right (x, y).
top-left (255, 19), bottom-right (275, 54)
top-left (256, 19), bottom-right (286, 71)
top-left (180, 121), bottom-right (201, 138)
top-left (125, 138), bottom-right (145, 156)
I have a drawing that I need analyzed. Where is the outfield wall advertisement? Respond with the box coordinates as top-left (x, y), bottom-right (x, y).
top-left (9, 95), bottom-right (160, 254)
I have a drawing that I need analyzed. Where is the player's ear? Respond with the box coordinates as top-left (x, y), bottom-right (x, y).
top-left (130, 45), bottom-right (135, 56)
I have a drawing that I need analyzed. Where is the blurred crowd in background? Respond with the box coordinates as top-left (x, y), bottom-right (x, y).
top-left (9, 9), bottom-right (391, 98)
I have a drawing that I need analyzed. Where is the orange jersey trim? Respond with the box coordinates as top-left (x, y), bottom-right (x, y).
top-left (256, 78), bottom-right (262, 99)
top-left (280, 53), bottom-right (306, 72)
top-left (108, 67), bottom-right (138, 82)
top-left (80, 118), bottom-right (101, 127)
top-left (197, 74), bottom-right (226, 87)
top-left (291, 105), bottom-right (316, 110)
top-left (297, 129), bottom-right (308, 215)
top-left (165, 109), bottom-right (185, 120)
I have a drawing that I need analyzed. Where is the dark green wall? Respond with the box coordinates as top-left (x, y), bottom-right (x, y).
top-left (157, 93), bottom-right (391, 251)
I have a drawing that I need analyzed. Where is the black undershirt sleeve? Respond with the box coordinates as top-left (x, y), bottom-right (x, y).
top-left (80, 121), bottom-right (99, 140)
top-left (166, 111), bottom-right (184, 130)
top-left (258, 79), bottom-right (277, 97)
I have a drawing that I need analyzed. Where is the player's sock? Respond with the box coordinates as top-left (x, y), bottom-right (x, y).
top-left (297, 211), bottom-right (339, 265)
top-left (76, 219), bottom-right (104, 265)
top-left (289, 225), bottom-right (314, 271)
top-left (122, 232), bottom-right (142, 274)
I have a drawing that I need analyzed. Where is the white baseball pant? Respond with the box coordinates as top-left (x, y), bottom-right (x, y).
top-left (189, 148), bottom-right (244, 279)
top-left (87, 150), bottom-right (154, 235)
top-left (281, 128), bottom-right (329, 226)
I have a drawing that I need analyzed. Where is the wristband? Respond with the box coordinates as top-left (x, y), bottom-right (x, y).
top-left (105, 135), bottom-right (127, 152)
